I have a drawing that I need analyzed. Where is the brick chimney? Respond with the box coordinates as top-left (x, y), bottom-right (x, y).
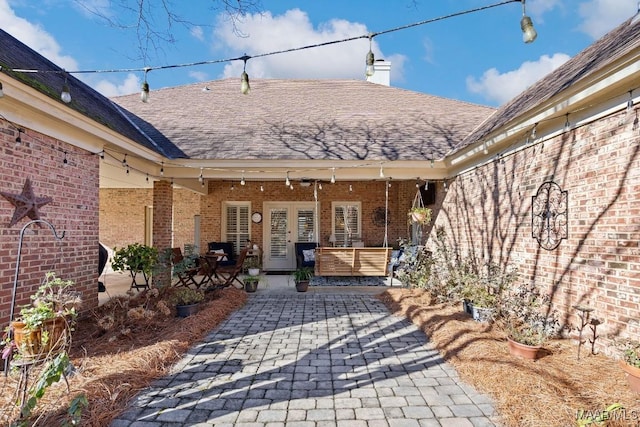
top-left (366, 59), bottom-right (391, 86)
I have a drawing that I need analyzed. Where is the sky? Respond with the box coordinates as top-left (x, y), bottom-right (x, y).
top-left (0, 0), bottom-right (638, 107)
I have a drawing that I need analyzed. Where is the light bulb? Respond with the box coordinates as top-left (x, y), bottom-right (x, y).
top-left (330, 169), bottom-right (336, 184)
top-left (365, 50), bottom-right (375, 77)
top-left (61, 84), bottom-right (71, 103)
top-left (141, 81), bottom-right (150, 103)
top-left (241, 71), bottom-right (250, 95)
top-left (285, 172), bottom-right (290, 187)
top-left (521, 16), bottom-right (537, 43)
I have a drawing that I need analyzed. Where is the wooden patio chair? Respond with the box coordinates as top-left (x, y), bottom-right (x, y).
top-left (215, 247), bottom-right (249, 289)
top-left (171, 247), bottom-right (202, 288)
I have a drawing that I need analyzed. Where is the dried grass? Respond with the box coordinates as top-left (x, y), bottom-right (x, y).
top-left (0, 287), bottom-right (247, 426)
top-left (2, 286), bottom-right (636, 426)
top-left (378, 288), bottom-right (639, 427)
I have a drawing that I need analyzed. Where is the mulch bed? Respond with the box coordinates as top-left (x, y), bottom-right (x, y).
top-left (0, 287), bottom-right (247, 426)
top-left (377, 288), bottom-right (639, 427)
top-left (1, 286), bottom-right (637, 426)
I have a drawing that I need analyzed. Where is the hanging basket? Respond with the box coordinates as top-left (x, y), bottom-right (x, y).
top-left (11, 317), bottom-right (69, 360)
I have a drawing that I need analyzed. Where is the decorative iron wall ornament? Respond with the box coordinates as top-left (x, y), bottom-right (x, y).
top-left (532, 181), bottom-right (568, 250)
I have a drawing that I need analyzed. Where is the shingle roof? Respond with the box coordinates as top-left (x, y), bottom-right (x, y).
top-left (455, 14), bottom-right (640, 151)
top-left (0, 28), bottom-right (185, 159)
top-left (114, 79), bottom-right (495, 161)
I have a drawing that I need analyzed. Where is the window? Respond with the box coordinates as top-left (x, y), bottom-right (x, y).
top-left (223, 202), bottom-right (250, 255)
top-left (331, 202), bottom-right (361, 247)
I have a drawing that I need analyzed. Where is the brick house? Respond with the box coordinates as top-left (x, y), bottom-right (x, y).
top-left (1, 12), bottom-right (640, 351)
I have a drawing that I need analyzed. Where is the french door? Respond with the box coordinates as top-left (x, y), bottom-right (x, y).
top-left (263, 202), bottom-right (317, 271)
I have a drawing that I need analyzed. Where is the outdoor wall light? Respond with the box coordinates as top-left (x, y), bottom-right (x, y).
top-left (520, 1), bottom-right (537, 43)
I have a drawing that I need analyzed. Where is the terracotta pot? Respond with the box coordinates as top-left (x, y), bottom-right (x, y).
top-left (296, 280), bottom-right (309, 292)
top-left (176, 303), bottom-right (199, 318)
top-left (619, 360), bottom-right (640, 393)
top-left (507, 337), bottom-right (541, 360)
top-left (11, 317), bottom-right (69, 359)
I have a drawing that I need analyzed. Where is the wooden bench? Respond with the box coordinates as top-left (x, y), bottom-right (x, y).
top-left (314, 247), bottom-right (391, 277)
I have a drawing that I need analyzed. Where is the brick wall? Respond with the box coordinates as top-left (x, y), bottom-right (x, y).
top-left (429, 108), bottom-right (640, 351)
top-left (0, 123), bottom-right (99, 326)
top-left (201, 180), bottom-right (417, 252)
top-left (99, 188), bottom-right (152, 249)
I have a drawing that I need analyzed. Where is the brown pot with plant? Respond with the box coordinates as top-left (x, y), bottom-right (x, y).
top-left (6, 272), bottom-right (82, 360)
top-left (293, 267), bottom-right (314, 292)
top-left (616, 339), bottom-right (640, 393)
top-left (500, 282), bottom-right (560, 360)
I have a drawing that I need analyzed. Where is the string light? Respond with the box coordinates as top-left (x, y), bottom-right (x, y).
top-left (15, 128), bottom-right (22, 145)
top-left (260, 183), bottom-right (264, 192)
top-left (60, 73), bottom-right (71, 103)
top-left (146, 173), bottom-right (149, 182)
top-left (3, 1), bottom-right (528, 93)
top-left (424, 181), bottom-right (429, 190)
top-left (241, 55), bottom-right (251, 95)
top-left (141, 67), bottom-right (150, 103)
top-left (63, 151), bottom-right (68, 166)
top-left (0, 81), bottom-right (4, 98)
top-left (126, 165), bottom-right (130, 174)
top-left (365, 34), bottom-right (375, 77)
top-left (379, 163), bottom-right (384, 178)
top-left (627, 90), bottom-right (634, 114)
top-left (285, 171), bottom-right (290, 186)
top-left (160, 161), bottom-right (164, 176)
top-left (121, 154), bottom-right (128, 167)
top-left (520, 0), bottom-right (537, 43)
top-left (198, 167), bottom-right (204, 184)
top-left (318, 182), bottom-right (323, 190)
top-left (99, 150), bottom-right (105, 160)
top-left (531, 123), bottom-right (537, 139)
top-left (349, 184), bottom-right (353, 192)
top-left (564, 113), bottom-right (571, 132)
top-left (241, 170), bottom-right (245, 186)
top-left (230, 182), bottom-right (235, 191)
top-left (330, 168), bottom-right (336, 184)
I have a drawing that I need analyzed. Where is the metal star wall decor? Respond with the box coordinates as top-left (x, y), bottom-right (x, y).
top-left (0, 178), bottom-right (53, 227)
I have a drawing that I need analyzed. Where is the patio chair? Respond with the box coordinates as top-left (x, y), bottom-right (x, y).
top-left (295, 242), bottom-right (318, 269)
top-left (207, 241), bottom-right (235, 266)
top-left (171, 247), bottom-right (203, 288)
top-left (215, 247), bottom-right (249, 289)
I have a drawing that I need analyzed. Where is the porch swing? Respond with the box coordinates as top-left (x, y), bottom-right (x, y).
top-left (313, 180), bottom-right (392, 277)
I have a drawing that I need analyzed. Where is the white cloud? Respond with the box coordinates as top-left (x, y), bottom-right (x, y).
top-left (578, 0), bottom-right (637, 39)
top-left (527, 0), bottom-right (564, 23)
top-left (0, 0), bottom-right (138, 97)
top-left (190, 26), bottom-right (204, 41)
top-left (188, 70), bottom-right (208, 81)
top-left (212, 8), bottom-right (406, 83)
top-left (92, 73), bottom-right (140, 97)
top-left (466, 53), bottom-right (570, 105)
top-left (0, 0), bottom-right (78, 71)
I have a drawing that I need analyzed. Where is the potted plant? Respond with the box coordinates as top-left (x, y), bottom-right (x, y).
top-left (7, 272), bottom-right (82, 360)
top-left (243, 275), bottom-right (261, 293)
top-left (461, 285), bottom-right (497, 323)
top-left (111, 243), bottom-right (159, 290)
top-left (500, 282), bottom-right (559, 360)
top-left (407, 207), bottom-right (432, 225)
top-left (244, 255), bottom-right (261, 276)
top-left (170, 287), bottom-right (204, 317)
top-left (293, 266), bottom-right (314, 292)
top-left (615, 339), bottom-right (640, 393)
